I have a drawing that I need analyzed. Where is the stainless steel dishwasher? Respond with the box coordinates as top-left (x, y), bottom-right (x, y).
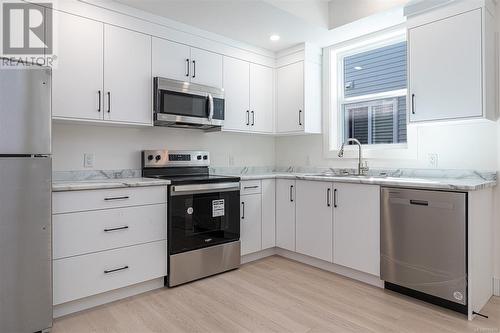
top-left (380, 187), bottom-right (467, 314)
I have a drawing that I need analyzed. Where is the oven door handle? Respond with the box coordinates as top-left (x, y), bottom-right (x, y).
top-left (171, 182), bottom-right (240, 196)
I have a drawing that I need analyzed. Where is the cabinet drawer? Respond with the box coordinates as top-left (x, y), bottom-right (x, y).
top-left (53, 240), bottom-right (166, 305)
top-left (53, 186), bottom-right (167, 214)
top-left (240, 180), bottom-right (261, 195)
top-left (53, 204), bottom-right (166, 259)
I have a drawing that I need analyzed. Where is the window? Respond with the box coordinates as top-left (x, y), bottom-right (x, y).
top-left (337, 37), bottom-right (407, 146)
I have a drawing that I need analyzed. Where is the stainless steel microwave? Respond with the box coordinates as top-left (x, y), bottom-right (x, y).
top-left (153, 77), bottom-right (225, 131)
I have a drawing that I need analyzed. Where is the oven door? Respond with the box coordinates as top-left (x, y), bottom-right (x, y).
top-left (168, 183), bottom-right (240, 254)
top-left (154, 77), bottom-right (224, 127)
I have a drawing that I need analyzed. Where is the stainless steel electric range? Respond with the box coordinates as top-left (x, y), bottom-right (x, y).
top-left (142, 150), bottom-right (241, 287)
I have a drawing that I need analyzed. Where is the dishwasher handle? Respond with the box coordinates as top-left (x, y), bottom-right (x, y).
top-left (410, 199), bottom-right (429, 206)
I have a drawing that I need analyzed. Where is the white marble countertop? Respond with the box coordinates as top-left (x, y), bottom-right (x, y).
top-left (52, 178), bottom-right (171, 192)
top-left (235, 173), bottom-right (496, 191)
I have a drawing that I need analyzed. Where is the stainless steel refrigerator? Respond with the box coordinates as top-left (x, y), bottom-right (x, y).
top-left (0, 61), bottom-right (52, 332)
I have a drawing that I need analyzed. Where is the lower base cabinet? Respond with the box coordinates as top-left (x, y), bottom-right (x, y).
top-left (295, 180), bottom-right (333, 262)
top-left (333, 183), bottom-right (380, 276)
top-left (240, 193), bottom-right (262, 255)
top-left (276, 179), bottom-right (296, 251)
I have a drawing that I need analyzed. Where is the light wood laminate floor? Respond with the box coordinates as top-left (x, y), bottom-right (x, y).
top-left (53, 256), bottom-right (500, 333)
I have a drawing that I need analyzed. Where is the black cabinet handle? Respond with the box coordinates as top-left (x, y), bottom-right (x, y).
top-left (192, 60), bottom-right (196, 78)
top-left (186, 58), bottom-right (190, 77)
top-left (290, 185), bottom-right (294, 202)
top-left (104, 226), bottom-right (129, 232)
top-left (107, 91), bottom-right (111, 113)
top-left (299, 110), bottom-right (302, 126)
top-left (104, 196), bottom-right (130, 201)
top-left (104, 266), bottom-right (129, 274)
top-left (246, 110), bottom-right (250, 125)
top-left (333, 189), bottom-right (338, 208)
top-left (244, 185), bottom-right (259, 189)
top-left (411, 94), bottom-right (416, 115)
top-left (251, 111), bottom-right (255, 126)
top-left (410, 199), bottom-right (428, 206)
top-left (97, 90), bottom-right (101, 112)
top-left (327, 188), bottom-right (331, 207)
top-left (241, 202), bottom-right (245, 219)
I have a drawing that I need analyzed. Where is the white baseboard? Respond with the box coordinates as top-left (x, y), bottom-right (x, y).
top-left (241, 247), bottom-right (277, 264)
top-left (53, 278), bottom-right (164, 318)
top-left (494, 277), bottom-right (500, 296)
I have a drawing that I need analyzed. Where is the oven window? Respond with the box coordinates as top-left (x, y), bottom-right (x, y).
top-left (169, 189), bottom-right (240, 254)
top-left (160, 90), bottom-right (208, 118)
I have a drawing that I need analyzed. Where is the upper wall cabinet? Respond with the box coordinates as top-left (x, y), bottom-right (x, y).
top-left (408, 1), bottom-right (497, 122)
top-left (153, 37), bottom-right (223, 88)
top-left (276, 44), bottom-right (322, 134)
top-left (52, 13), bottom-right (103, 121)
top-left (103, 25), bottom-right (152, 124)
top-left (223, 56), bottom-right (274, 133)
top-left (52, 11), bottom-right (152, 126)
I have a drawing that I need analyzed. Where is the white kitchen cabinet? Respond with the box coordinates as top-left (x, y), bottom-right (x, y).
top-left (240, 193), bottom-right (262, 256)
top-left (333, 183), bottom-right (380, 276)
top-left (276, 60), bottom-right (321, 134)
top-left (295, 180), bottom-right (333, 262)
top-left (276, 179), bottom-right (296, 251)
top-left (223, 57), bottom-right (250, 131)
top-left (52, 12), bottom-right (103, 121)
top-left (104, 25), bottom-right (152, 125)
top-left (223, 57), bottom-right (274, 133)
top-left (152, 37), bottom-right (191, 81)
top-left (261, 179), bottom-right (276, 249)
top-left (408, 4), bottom-right (496, 122)
top-left (250, 63), bottom-right (274, 133)
top-left (190, 47), bottom-right (223, 88)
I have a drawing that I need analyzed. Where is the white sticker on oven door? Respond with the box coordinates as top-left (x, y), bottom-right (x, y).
top-left (212, 199), bottom-right (225, 217)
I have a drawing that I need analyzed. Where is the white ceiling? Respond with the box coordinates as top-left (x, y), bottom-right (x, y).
top-left (112, 0), bottom-right (330, 51)
top-left (112, 0), bottom-right (408, 52)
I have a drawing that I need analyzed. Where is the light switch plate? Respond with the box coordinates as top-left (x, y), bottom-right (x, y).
top-left (84, 153), bottom-right (94, 168)
top-left (428, 153), bottom-right (438, 168)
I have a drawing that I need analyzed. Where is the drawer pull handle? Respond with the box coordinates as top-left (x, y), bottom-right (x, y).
top-left (243, 186), bottom-right (259, 189)
top-left (410, 199), bottom-right (429, 206)
top-left (104, 226), bottom-right (129, 232)
top-left (104, 265), bottom-right (129, 274)
top-left (104, 196), bottom-right (130, 201)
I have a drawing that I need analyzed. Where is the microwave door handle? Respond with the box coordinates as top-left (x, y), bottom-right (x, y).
top-left (208, 93), bottom-right (214, 121)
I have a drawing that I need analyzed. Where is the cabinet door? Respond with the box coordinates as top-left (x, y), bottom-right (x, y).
top-left (295, 180), bottom-right (333, 262)
top-left (333, 183), bottom-right (380, 276)
top-left (250, 64), bottom-right (274, 133)
top-left (240, 194), bottom-right (262, 256)
top-left (276, 179), bottom-right (296, 251)
top-left (409, 9), bottom-right (482, 122)
top-left (104, 25), bottom-right (152, 124)
top-left (190, 47), bottom-right (223, 88)
top-left (276, 62), bottom-right (304, 133)
top-left (152, 37), bottom-right (190, 81)
top-left (222, 57), bottom-right (250, 131)
top-left (52, 12), bottom-right (103, 120)
top-left (261, 179), bottom-right (276, 249)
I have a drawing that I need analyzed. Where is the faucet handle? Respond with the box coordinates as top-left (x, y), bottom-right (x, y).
top-left (360, 161), bottom-right (369, 175)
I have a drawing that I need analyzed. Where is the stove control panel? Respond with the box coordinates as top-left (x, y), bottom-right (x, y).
top-left (142, 150), bottom-right (210, 168)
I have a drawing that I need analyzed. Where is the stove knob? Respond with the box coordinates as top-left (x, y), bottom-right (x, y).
top-left (203, 155), bottom-right (208, 160)
top-left (155, 155), bottom-right (161, 161)
top-left (197, 155), bottom-right (202, 160)
top-left (147, 155), bottom-right (154, 161)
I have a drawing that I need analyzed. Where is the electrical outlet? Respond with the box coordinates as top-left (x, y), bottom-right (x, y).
top-left (84, 153), bottom-right (95, 168)
top-left (428, 153), bottom-right (438, 168)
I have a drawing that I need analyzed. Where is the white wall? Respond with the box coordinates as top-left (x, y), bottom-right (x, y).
top-left (52, 123), bottom-right (275, 171)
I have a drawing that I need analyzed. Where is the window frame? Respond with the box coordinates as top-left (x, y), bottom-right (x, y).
top-left (323, 27), bottom-right (418, 161)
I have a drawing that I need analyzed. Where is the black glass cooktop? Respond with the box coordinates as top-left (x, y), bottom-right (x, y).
top-left (148, 174), bottom-right (240, 185)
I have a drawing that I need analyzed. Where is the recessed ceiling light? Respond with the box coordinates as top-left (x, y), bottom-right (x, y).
top-left (354, 66), bottom-right (363, 70)
top-left (270, 34), bottom-right (280, 41)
